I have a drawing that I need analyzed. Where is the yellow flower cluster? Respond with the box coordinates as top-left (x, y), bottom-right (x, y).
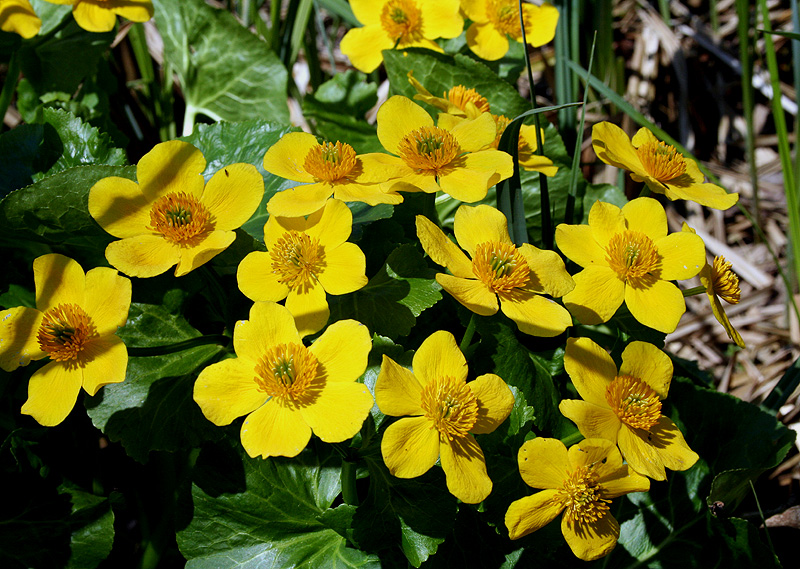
top-left (1, 0), bottom-right (152, 36)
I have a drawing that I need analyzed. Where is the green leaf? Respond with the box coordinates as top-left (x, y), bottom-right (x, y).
top-left (60, 485), bottom-right (115, 569)
top-left (85, 303), bottom-right (225, 462)
top-left (0, 284), bottom-right (35, 309)
top-left (329, 244), bottom-right (442, 339)
top-left (153, 0), bottom-right (290, 131)
top-left (178, 444), bottom-right (381, 569)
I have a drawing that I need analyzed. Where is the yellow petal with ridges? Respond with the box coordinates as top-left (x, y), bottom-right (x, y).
top-left (554, 223), bottom-right (607, 269)
top-left (72, 1), bottom-right (117, 32)
top-left (450, 112), bottom-right (497, 152)
top-left (241, 401), bottom-right (311, 458)
top-left (88, 177), bottom-right (151, 239)
top-left (0, 307), bottom-right (45, 371)
top-left (316, 243), bottom-right (367, 295)
top-left (420, 0), bottom-right (462, 39)
top-left (564, 337), bottom-right (617, 407)
top-left (656, 231), bottom-right (705, 281)
top-left (563, 266), bottom-right (625, 326)
top-left (663, 177), bottom-right (739, 210)
top-left (332, 181), bottom-right (404, 207)
top-left (618, 417), bottom-right (698, 480)
top-left (500, 293), bottom-right (572, 337)
top-left (505, 490), bottom-right (563, 539)
top-left (562, 513), bottom-right (619, 562)
top-left (83, 267), bottom-right (130, 336)
top-left (267, 185), bottom-right (332, 218)
top-left (109, 0), bottom-right (153, 23)
top-left (262, 132), bottom-right (317, 183)
top-left (21, 361), bottom-right (82, 426)
top-left (466, 21), bottom-right (509, 61)
top-left (454, 204), bottom-right (511, 259)
top-left (237, 251), bottom-right (290, 303)
top-left (437, 164), bottom-right (493, 203)
top-left (339, 25), bottom-right (394, 74)
top-left (469, 374), bottom-right (514, 435)
top-left (587, 200), bottom-right (625, 249)
top-left (285, 283), bottom-right (329, 337)
top-left (523, 3), bottom-right (559, 47)
top-left (352, 152), bottom-right (408, 183)
top-left (234, 302), bottom-right (300, 364)
top-left (201, 163), bottom-right (263, 230)
top-left (105, 235), bottom-right (179, 278)
top-left (34, 254), bottom-right (85, 312)
top-left (194, 358), bottom-right (266, 425)
top-left (382, 416), bottom-right (440, 478)
top-left (624, 279), bottom-right (684, 333)
top-left (137, 140), bottom-right (205, 202)
top-left (80, 336), bottom-right (128, 396)
top-left (304, 198), bottom-right (352, 249)
top-left (309, 319), bottom-right (371, 383)
top-left (416, 215), bottom-right (473, 278)
top-left (299, 381), bottom-right (373, 442)
top-left (375, 356), bottom-right (424, 417)
top-left (517, 243), bottom-right (575, 297)
top-left (264, 213), bottom-right (309, 250)
top-left (436, 274), bottom-right (498, 316)
top-left (174, 230), bottom-right (236, 277)
top-left (622, 197), bottom-right (667, 242)
top-left (592, 122), bottom-right (647, 177)
top-left (600, 465), bottom-right (651, 498)
top-left (517, 437), bottom-right (568, 490)
top-left (559, 400), bottom-right (620, 442)
top-left (619, 341), bottom-right (672, 399)
top-left (377, 96), bottom-right (434, 155)
top-left (439, 435), bottom-right (492, 503)
top-left (413, 330), bottom-right (467, 387)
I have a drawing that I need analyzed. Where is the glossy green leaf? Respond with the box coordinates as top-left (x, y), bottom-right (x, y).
top-left (61, 485), bottom-right (115, 569)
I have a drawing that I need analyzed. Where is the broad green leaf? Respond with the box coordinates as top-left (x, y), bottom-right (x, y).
top-left (178, 443), bottom-right (380, 569)
top-left (329, 244), bottom-right (442, 339)
top-left (0, 283), bottom-right (35, 309)
top-left (152, 0), bottom-right (290, 131)
top-left (60, 485), bottom-right (115, 569)
top-left (85, 303), bottom-right (225, 462)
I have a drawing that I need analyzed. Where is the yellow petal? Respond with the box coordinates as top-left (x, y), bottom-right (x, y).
top-left (419, 0), bottom-right (462, 39)
top-left (619, 341), bottom-right (673, 399)
top-left (332, 181), bottom-right (404, 207)
top-left (241, 401), bottom-right (311, 458)
top-left (0, 0), bottom-right (41, 38)
top-left (234, 302), bottom-right (300, 363)
top-left (500, 293), bottom-right (572, 337)
top-left (450, 112), bottom-right (497, 152)
top-left (469, 373), bottom-right (514, 434)
top-left (299, 381), bottom-right (373, 442)
top-left (309, 318), bottom-right (371, 383)
top-left (663, 177), bottom-right (739, 210)
top-left (0, 307), bottom-right (45, 371)
top-left (600, 465), bottom-right (651, 498)
top-left (377, 96), bottom-right (433, 155)
top-left (412, 330), bottom-right (467, 387)
top-left (622, 197), bottom-right (667, 242)
top-left (375, 356), bottom-right (424, 417)
top-left (466, 21), bottom-right (509, 61)
top-left (21, 361), bottom-right (82, 426)
top-left (522, 3), bottom-right (559, 47)
top-left (348, 0), bottom-right (381, 25)
top-left (265, 213), bottom-right (309, 249)
top-left (109, 0), bottom-right (153, 23)
top-left (88, 176), bottom-right (151, 238)
top-left (304, 198), bottom-right (352, 249)
top-left (237, 251), bottom-right (290, 303)
top-left (562, 512), bottom-right (619, 562)
top-left (267, 184), bottom-right (332, 218)
top-left (201, 164), bottom-right (263, 230)
top-left (517, 244), bottom-right (575, 297)
top-left (517, 437), bottom-right (568, 490)
top-left (618, 417), bottom-right (698, 480)
top-left (34, 253), bottom-right (85, 312)
top-left (624, 279), bottom-right (684, 333)
top-left (174, 230), bottom-right (236, 277)
top-left (339, 25), bottom-right (394, 74)
top-left (554, 223), bottom-right (607, 268)
top-left (194, 358), bottom-right (266, 425)
top-left (505, 490), bottom-right (563, 539)
top-left (448, 150), bottom-right (513, 196)
top-left (436, 274), bottom-right (498, 316)
top-left (438, 163), bottom-right (494, 203)
top-left (415, 215), bottom-right (473, 278)
top-left (351, 152), bottom-right (409, 183)
top-left (587, 200), bottom-right (625, 248)
top-left (707, 287), bottom-right (745, 348)
top-left (559, 400), bottom-right (620, 442)
top-left (80, 336), bottom-right (128, 396)
top-left (262, 132), bottom-right (317, 183)
top-left (83, 267), bottom-right (131, 336)
top-left (460, 0), bottom-right (488, 22)
top-left (591, 122), bottom-right (647, 177)
top-left (316, 243), bottom-right (367, 295)
top-left (656, 231), bottom-right (705, 281)
top-left (563, 266), bottom-right (625, 325)
top-left (381, 416), bottom-right (440, 478)
top-left (564, 337), bottom-right (616, 407)
top-left (439, 435), bottom-right (492, 503)
top-left (104, 235), bottom-right (180, 278)
top-left (454, 204), bottom-right (511, 258)
top-left (72, 1), bottom-right (117, 32)
top-left (137, 140), bottom-right (205, 202)
top-left (285, 284), bottom-right (329, 337)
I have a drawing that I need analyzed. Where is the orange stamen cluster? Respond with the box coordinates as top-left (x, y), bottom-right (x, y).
top-left (711, 256), bottom-right (740, 304)
top-left (605, 374), bottom-right (662, 430)
top-left (254, 343), bottom-right (320, 403)
top-left (487, 0), bottom-right (523, 39)
top-left (397, 126), bottom-right (460, 173)
top-left (380, 0), bottom-right (422, 42)
top-left (472, 241), bottom-right (530, 296)
top-left (37, 303), bottom-right (97, 363)
top-left (270, 231), bottom-right (326, 292)
top-left (555, 465), bottom-right (611, 523)
top-left (303, 141), bottom-right (359, 183)
top-left (447, 85), bottom-right (490, 114)
top-left (636, 141), bottom-right (687, 182)
top-left (605, 230), bottom-right (660, 285)
top-left (420, 375), bottom-right (479, 440)
top-left (149, 191), bottom-right (212, 246)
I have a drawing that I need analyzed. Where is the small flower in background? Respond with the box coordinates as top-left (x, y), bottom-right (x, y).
top-left (0, 0), bottom-right (41, 38)
top-left (42, 0), bottom-right (153, 33)
top-left (592, 122), bottom-right (739, 210)
top-left (682, 223), bottom-right (745, 348)
top-left (555, 197), bottom-right (706, 333)
top-left (505, 437), bottom-right (649, 561)
top-left (417, 204), bottom-right (574, 336)
top-left (375, 330), bottom-right (514, 503)
top-left (340, 0), bottom-right (463, 73)
top-left (263, 132), bottom-right (406, 218)
top-left (0, 254), bottom-right (131, 426)
top-left (376, 95), bottom-right (513, 203)
top-left (559, 337), bottom-right (699, 480)
top-left (237, 199), bottom-right (367, 337)
top-left (88, 140), bottom-right (263, 278)
top-left (407, 71), bottom-right (491, 118)
top-left (461, 0), bottom-right (559, 61)
top-left (193, 302), bottom-right (373, 459)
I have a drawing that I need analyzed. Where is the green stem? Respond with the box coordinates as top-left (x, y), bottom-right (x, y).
top-left (0, 50), bottom-right (20, 131)
top-left (128, 335), bottom-right (230, 357)
top-left (638, 186), bottom-right (651, 198)
top-left (341, 459), bottom-right (359, 506)
top-left (682, 286), bottom-right (707, 297)
top-left (460, 313), bottom-right (477, 353)
top-left (749, 480), bottom-right (776, 557)
top-left (560, 430), bottom-right (584, 447)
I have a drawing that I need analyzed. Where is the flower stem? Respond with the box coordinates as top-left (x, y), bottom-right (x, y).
top-left (127, 335), bottom-right (230, 357)
top-left (638, 186), bottom-right (651, 198)
top-left (341, 459), bottom-right (359, 506)
top-left (682, 286), bottom-right (707, 297)
top-left (560, 430), bottom-right (584, 447)
top-left (460, 313), bottom-right (477, 353)
top-left (0, 50), bottom-right (20, 132)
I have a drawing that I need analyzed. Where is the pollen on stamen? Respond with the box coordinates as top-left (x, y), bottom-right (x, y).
top-left (148, 191), bottom-right (213, 246)
top-left (555, 466), bottom-right (611, 523)
top-left (605, 374), bottom-right (662, 430)
top-left (605, 230), bottom-right (660, 284)
top-left (446, 86), bottom-right (490, 114)
top-left (270, 231), bottom-right (326, 292)
top-left (254, 343), bottom-right (320, 402)
top-left (396, 126), bottom-right (461, 173)
top-left (472, 241), bottom-right (530, 296)
top-left (636, 140), bottom-right (687, 182)
top-left (37, 303), bottom-right (97, 363)
top-left (303, 141), bottom-right (359, 183)
top-left (380, 0), bottom-right (422, 42)
top-left (420, 375), bottom-right (479, 440)
top-left (711, 256), bottom-right (741, 304)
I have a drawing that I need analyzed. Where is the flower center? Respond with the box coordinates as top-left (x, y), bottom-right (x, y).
top-left (270, 231), bottom-right (326, 292)
top-left (555, 465), bottom-right (611, 523)
top-left (605, 230), bottom-right (660, 284)
top-left (605, 374), bottom-right (662, 430)
top-left (447, 86), bottom-right (490, 114)
top-left (711, 255), bottom-right (740, 304)
top-left (149, 192), bottom-right (213, 246)
top-left (303, 141), bottom-right (359, 183)
top-left (487, 0), bottom-right (523, 39)
top-left (636, 141), bottom-right (687, 182)
top-left (253, 343), bottom-right (321, 403)
top-left (396, 126), bottom-right (461, 174)
top-left (472, 241), bottom-right (530, 296)
top-left (380, 0), bottom-right (422, 42)
top-left (37, 303), bottom-right (97, 363)
top-left (420, 375), bottom-right (479, 441)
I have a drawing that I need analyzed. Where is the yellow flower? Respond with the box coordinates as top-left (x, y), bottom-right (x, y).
top-left (340, 0), bottom-right (463, 73)
top-left (461, 0), bottom-right (559, 61)
top-left (417, 204), bottom-right (574, 336)
top-left (592, 122), bottom-right (738, 210)
top-left (263, 132), bottom-right (406, 218)
top-left (407, 71), bottom-right (491, 118)
top-left (0, 254), bottom-right (130, 426)
top-left (43, 0), bottom-right (152, 33)
top-left (194, 302), bottom-right (373, 458)
top-left (88, 140), bottom-right (264, 278)
top-left (0, 0), bottom-right (41, 38)
top-left (505, 437), bottom-right (649, 561)
top-left (554, 197), bottom-right (706, 333)
top-left (375, 330), bottom-right (514, 503)
top-left (682, 223), bottom-right (744, 348)
top-left (237, 199), bottom-right (367, 337)
top-left (559, 337), bottom-right (699, 480)
top-left (376, 95), bottom-right (513, 203)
